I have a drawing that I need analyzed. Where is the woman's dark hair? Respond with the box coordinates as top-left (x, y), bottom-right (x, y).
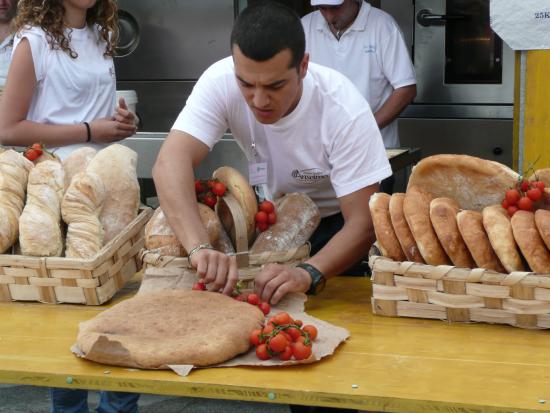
top-left (230, 1), bottom-right (305, 71)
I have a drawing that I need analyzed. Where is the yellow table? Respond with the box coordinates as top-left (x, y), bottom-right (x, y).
top-left (1, 276), bottom-right (549, 412)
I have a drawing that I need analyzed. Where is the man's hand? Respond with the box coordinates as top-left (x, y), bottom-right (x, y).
top-left (190, 248), bottom-right (238, 296)
top-left (254, 264), bottom-right (311, 305)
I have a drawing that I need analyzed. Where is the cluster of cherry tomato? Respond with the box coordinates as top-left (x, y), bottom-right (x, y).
top-left (191, 282), bottom-right (272, 315)
top-left (255, 200), bottom-right (277, 232)
top-left (502, 179), bottom-right (545, 217)
top-left (194, 178), bottom-right (227, 209)
top-left (23, 143), bottom-right (44, 162)
top-left (250, 311), bottom-right (318, 361)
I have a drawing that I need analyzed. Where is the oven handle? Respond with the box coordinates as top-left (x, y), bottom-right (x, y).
top-left (416, 9), bottom-right (467, 27)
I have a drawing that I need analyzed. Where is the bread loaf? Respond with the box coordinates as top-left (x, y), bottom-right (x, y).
top-left (19, 160), bottom-right (65, 256)
top-left (62, 147), bottom-right (97, 190)
top-left (403, 186), bottom-right (449, 265)
top-left (389, 193), bottom-right (423, 262)
top-left (535, 209), bottom-right (550, 250)
top-left (61, 172), bottom-right (105, 258)
top-left (250, 193), bottom-right (320, 254)
top-left (369, 193), bottom-right (405, 261)
top-left (511, 211), bottom-right (550, 274)
top-left (456, 210), bottom-right (505, 272)
top-left (145, 204), bottom-right (222, 256)
top-left (429, 198), bottom-right (475, 268)
top-left (86, 144), bottom-right (140, 243)
top-left (0, 150), bottom-right (34, 253)
top-left (212, 166), bottom-right (257, 245)
top-left (482, 205), bottom-right (525, 273)
top-left (407, 155), bottom-right (518, 211)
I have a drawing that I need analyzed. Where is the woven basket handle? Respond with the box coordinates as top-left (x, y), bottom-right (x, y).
top-left (216, 193), bottom-right (249, 268)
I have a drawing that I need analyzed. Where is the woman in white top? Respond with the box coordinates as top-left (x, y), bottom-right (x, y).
top-left (0, 1), bottom-right (140, 412)
top-left (0, 0), bottom-right (16, 89)
top-left (0, 0), bottom-right (136, 160)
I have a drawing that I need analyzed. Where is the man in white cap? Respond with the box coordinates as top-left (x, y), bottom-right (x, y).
top-left (302, 0), bottom-right (416, 193)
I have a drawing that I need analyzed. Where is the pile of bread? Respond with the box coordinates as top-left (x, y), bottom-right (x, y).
top-left (0, 144), bottom-right (140, 259)
top-left (370, 155), bottom-right (550, 274)
top-left (145, 166), bottom-right (321, 257)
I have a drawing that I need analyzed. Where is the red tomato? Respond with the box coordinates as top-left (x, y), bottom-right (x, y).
top-left (268, 333), bottom-right (288, 353)
top-left (518, 196), bottom-right (533, 211)
top-left (212, 182), bottom-right (226, 197)
top-left (534, 181), bottom-right (546, 191)
top-left (520, 180), bottom-right (530, 193)
top-left (274, 312), bottom-right (292, 326)
top-left (292, 342), bottom-right (312, 360)
top-left (267, 316), bottom-right (277, 326)
top-left (302, 325), bottom-right (318, 341)
top-left (259, 200), bottom-right (275, 214)
top-left (24, 148), bottom-right (40, 161)
top-left (234, 294), bottom-right (246, 302)
top-left (258, 301), bottom-right (271, 315)
top-left (203, 194), bottom-right (217, 208)
top-left (249, 329), bottom-right (263, 346)
top-left (247, 293), bottom-right (260, 306)
top-left (526, 188), bottom-right (542, 202)
top-left (287, 326), bottom-right (302, 341)
top-left (207, 179), bottom-right (216, 189)
top-left (256, 222), bottom-right (269, 232)
top-left (501, 199), bottom-right (509, 209)
top-left (195, 180), bottom-right (204, 194)
top-left (507, 205), bottom-right (519, 217)
top-left (262, 323), bottom-right (275, 336)
top-left (267, 212), bottom-right (277, 225)
top-left (256, 344), bottom-right (271, 360)
top-left (31, 143), bottom-right (43, 155)
top-left (255, 211), bottom-right (268, 224)
top-left (505, 189), bottom-right (520, 205)
top-left (278, 346), bottom-right (293, 361)
top-left (192, 282), bottom-right (206, 291)
top-left (293, 319), bottom-right (303, 327)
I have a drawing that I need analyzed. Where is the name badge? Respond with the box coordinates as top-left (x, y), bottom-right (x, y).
top-left (248, 162), bottom-right (268, 186)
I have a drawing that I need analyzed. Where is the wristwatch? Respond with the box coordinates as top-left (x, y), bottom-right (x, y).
top-left (296, 263), bottom-right (326, 295)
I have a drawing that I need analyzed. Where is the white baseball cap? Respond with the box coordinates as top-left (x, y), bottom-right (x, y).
top-left (311, 0), bottom-right (345, 6)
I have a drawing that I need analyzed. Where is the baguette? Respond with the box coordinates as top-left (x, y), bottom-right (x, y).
top-left (0, 150), bottom-right (34, 253)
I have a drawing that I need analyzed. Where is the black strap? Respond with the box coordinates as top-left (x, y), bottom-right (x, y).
top-left (83, 121), bottom-right (92, 143)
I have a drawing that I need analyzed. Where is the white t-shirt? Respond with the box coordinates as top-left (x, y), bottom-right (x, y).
top-left (173, 57), bottom-right (391, 218)
top-left (0, 34), bottom-right (13, 88)
top-left (13, 25), bottom-right (116, 160)
top-left (302, 2), bottom-right (416, 149)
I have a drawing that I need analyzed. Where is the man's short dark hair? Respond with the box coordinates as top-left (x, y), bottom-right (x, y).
top-left (230, 1), bottom-right (305, 70)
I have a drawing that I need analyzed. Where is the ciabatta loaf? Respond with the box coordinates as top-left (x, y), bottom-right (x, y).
top-left (19, 160), bottom-right (65, 256)
top-left (62, 147), bottom-right (97, 190)
top-left (0, 150), bottom-right (33, 253)
top-left (86, 144), bottom-right (139, 243)
top-left (250, 193), bottom-right (320, 254)
top-left (407, 155), bottom-right (518, 211)
top-left (369, 193), bottom-right (405, 261)
top-left (61, 172), bottom-right (105, 258)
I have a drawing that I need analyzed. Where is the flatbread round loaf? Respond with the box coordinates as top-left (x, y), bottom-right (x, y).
top-left (535, 209), bottom-right (550, 250)
top-left (76, 290), bottom-right (264, 369)
top-left (429, 198), bottom-right (475, 268)
top-left (511, 211), bottom-right (550, 274)
top-left (389, 193), bottom-right (424, 262)
top-left (456, 210), bottom-right (505, 272)
top-left (369, 193), bottom-right (405, 261)
top-left (407, 155), bottom-right (518, 211)
top-left (403, 186), bottom-right (449, 265)
top-left (482, 205), bottom-right (525, 273)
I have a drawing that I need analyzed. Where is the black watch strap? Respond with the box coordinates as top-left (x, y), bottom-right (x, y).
top-left (296, 263), bottom-right (326, 295)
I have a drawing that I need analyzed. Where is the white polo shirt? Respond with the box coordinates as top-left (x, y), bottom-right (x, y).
top-left (302, 2), bottom-right (416, 149)
top-left (173, 57), bottom-right (392, 218)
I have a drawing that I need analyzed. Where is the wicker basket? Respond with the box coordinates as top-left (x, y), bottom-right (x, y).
top-left (140, 193), bottom-right (310, 289)
top-left (369, 255), bottom-right (550, 329)
top-left (0, 207), bottom-right (152, 305)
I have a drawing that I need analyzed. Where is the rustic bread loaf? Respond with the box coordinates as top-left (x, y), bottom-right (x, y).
top-left (86, 144), bottom-right (140, 243)
top-left (511, 211), bottom-right (550, 274)
top-left (482, 205), bottom-right (525, 273)
top-left (19, 160), bottom-right (65, 256)
top-left (145, 204), bottom-right (222, 256)
top-left (212, 166), bottom-right (257, 245)
top-left (535, 209), bottom-right (550, 250)
top-left (62, 147), bottom-right (97, 190)
top-left (76, 290), bottom-right (264, 368)
top-left (250, 192), bottom-right (320, 254)
top-left (407, 155), bottom-right (518, 211)
top-left (389, 193), bottom-right (423, 262)
top-left (61, 172), bottom-right (105, 258)
top-left (0, 150), bottom-right (34, 253)
top-left (403, 186), bottom-right (449, 265)
top-left (456, 210), bottom-right (505, 272)
top-left (369, 193), bottom-right (405, 261)
top-left (429, 197), bottom-right (475, 268)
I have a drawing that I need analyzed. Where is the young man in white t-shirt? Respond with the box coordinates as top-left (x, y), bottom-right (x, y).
top-left (302, 0), bottom-right (416, 192)
top-left (153, 1), bottom-right (391, 305)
